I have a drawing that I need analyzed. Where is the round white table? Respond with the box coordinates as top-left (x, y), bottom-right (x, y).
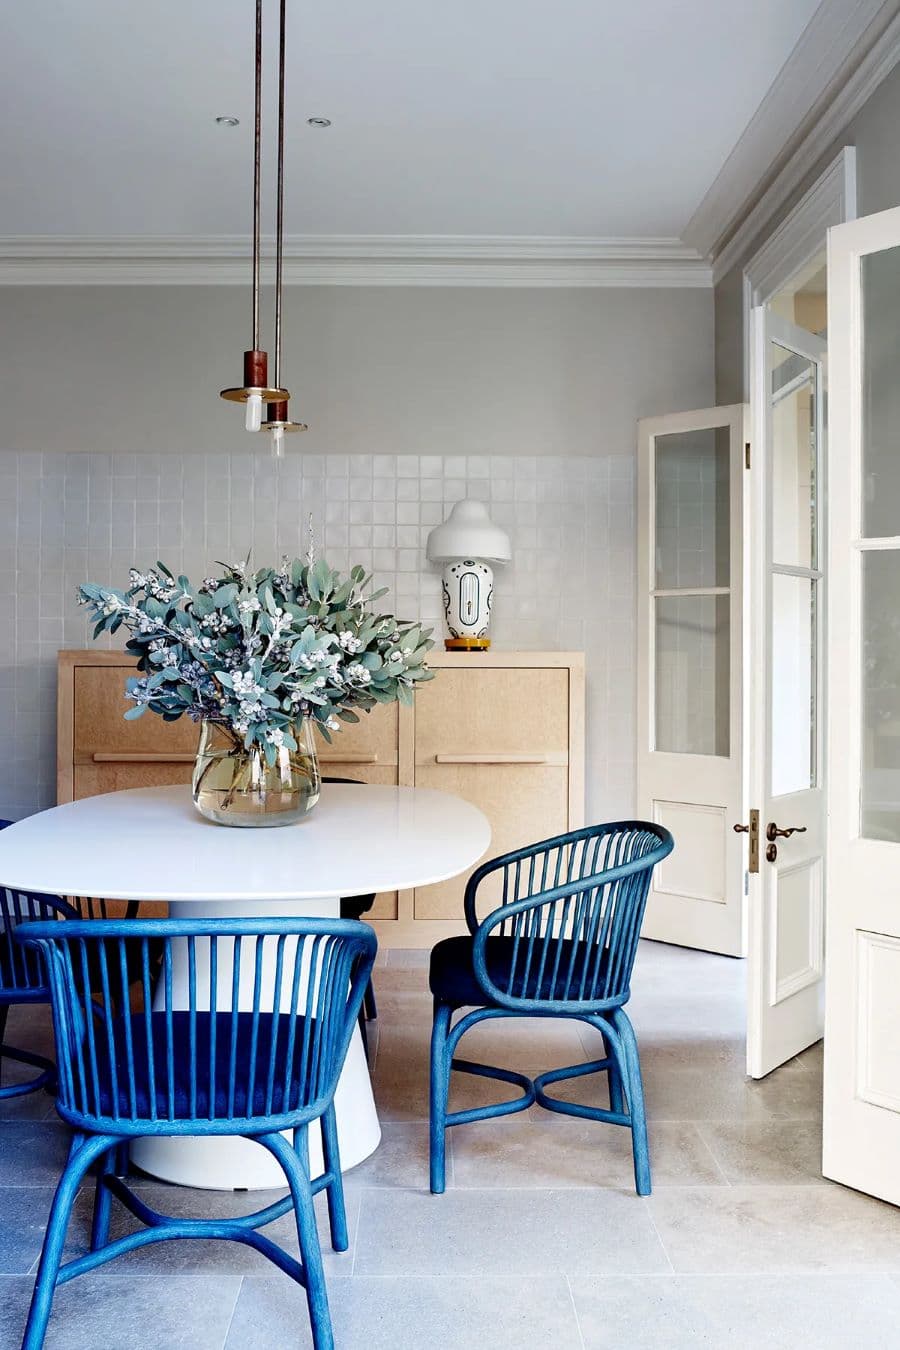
top-left (0, 783), bottom-right (490, 1190)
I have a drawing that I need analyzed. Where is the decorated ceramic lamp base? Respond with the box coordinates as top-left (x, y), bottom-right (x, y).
top-left (441, 560), bottom-right (494, 649)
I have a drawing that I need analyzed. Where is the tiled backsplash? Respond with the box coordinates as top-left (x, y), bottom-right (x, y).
top-left (0, 450), bottom-right (635, 822)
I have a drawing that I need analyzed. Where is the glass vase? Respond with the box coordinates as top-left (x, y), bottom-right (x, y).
top-left (191, 720), bottom-right (320, 828)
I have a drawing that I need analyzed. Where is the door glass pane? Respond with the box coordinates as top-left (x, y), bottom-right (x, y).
top-left (861, 551), bottom-right (900, 841)
top-left (771, 574), bottom-right (817, 796)
top-left (862, 246), bottom-right (900, 538)
top-left (654, 428), bottom-right (730, 589)
top-left (770, 343), bottom-right (817, 569)
top-left (655, 595), bottom-right (729, 756)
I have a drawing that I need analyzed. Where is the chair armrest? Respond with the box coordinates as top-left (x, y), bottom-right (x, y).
top-left (469, 845), bottom-right (670, 1010)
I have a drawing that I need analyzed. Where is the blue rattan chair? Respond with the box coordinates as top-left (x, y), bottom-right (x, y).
top-left (429, 821), bottom-right (673, 1197)
top-left (0, 819), bottom-right (79, 1100)
top-left (15, 915), bottom-right (376, 1350)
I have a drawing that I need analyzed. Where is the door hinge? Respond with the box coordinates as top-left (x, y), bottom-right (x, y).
top-left (745, 441), bottom-right (751, 469)
top-left (733, 808), bottom-right (760, 873)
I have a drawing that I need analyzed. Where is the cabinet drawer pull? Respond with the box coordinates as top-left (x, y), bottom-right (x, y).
top-left (319, 753), bottom-right (378, 765)
top-left (435, 753), bottom-right (549, 765)
top-left (93, 751), bottom-right (380, 766)
top-left (92, 752), bottom-right (195, 764)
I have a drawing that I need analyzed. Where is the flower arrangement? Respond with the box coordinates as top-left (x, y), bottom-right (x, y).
top-left (78, 554), bottom-right (434, 766)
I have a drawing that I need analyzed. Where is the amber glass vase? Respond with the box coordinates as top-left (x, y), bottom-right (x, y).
top-left (191, 720), bottom-right (320, 828)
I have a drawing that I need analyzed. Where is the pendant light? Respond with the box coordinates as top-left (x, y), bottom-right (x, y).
top-left (261, 0), bottom-right (307, 456)
top-left (219, 0), bottom-right (289, 432)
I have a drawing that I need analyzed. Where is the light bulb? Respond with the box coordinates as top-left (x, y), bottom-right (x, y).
top-left (271, 425), bottom-right (285, 459)
top-left (245, 392), bottom-right (263, 432)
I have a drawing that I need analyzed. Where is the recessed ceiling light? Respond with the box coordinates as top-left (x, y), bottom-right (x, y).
top-left (307, 117), bottom-right (331, 128)
top-left (215, 115), bottom-right (240, 127)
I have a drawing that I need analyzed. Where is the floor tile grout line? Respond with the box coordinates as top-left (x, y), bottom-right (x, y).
top-left (219, 1274), bottom-right (244, 1349)
top-left (564, 1272), bottom-right (588, 1350)
top-left (349, 1188), bottom-right (363, 1276)
top-left (691, 1122), bottom-right (733, 1187)
top-left (643, 1200), bottom-right (676, 1275)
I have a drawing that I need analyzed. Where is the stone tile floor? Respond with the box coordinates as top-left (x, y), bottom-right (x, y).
top-left (1, 939), bottom-right (899, 1348)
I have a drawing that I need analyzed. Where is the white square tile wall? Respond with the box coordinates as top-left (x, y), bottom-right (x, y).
top-left (0, 451), bottom-right (635, 823)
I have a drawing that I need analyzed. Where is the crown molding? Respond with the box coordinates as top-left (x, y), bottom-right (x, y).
top-left (685, 0), bottom-right (900, 269)
top-left (0, 234), bottom-right (712, 288)
top-left (711, 7), bottom-right (900, 283)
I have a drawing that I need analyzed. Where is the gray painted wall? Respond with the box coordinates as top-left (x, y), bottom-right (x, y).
top-left (715, 59), bottom-right (900, 403)
top-left (0, 285), bottom-right (713, 460)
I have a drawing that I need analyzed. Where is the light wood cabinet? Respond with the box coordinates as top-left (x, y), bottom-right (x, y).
top-left (58, 650), bottom-right (583, 946)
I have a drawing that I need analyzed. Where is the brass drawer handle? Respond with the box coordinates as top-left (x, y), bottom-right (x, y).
top-left (435, 753), bottom-right (549, 765)
top-left (92, 751), bottom-right (379, 766)
top-left (92, 753), bottom-right (195, 763)
top-left (319, 753), bottom-right (378, 765)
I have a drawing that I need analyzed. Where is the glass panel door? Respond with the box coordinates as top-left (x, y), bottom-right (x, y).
top-left (859, 243), bottom-right (900, 840)
top-left (768, 340), bottom-right (821, 797)
top-left (652, 426), bottom-right (730, 756)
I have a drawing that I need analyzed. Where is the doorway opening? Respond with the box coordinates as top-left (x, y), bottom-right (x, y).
top-left (637, 150), bottom-right (857, 1090)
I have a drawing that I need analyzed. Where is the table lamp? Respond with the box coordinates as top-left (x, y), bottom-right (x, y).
top-left (426, 499), bottom-right (511, 651)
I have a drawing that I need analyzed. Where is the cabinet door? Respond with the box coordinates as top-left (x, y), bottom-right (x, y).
top-left (413, 763), bottom-right (569, 919)
top-left (317, 703), bottom-right (398, 771)
top-left (413, 666), bottom-right (571, 921)
top-left (74, 665), bottom-right (200, 766)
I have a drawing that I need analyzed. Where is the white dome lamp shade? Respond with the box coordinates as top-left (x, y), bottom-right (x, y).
top-left (426, 499), bottom-right (511, 651)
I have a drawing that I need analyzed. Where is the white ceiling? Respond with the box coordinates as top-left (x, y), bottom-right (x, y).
top-left (1, 0), bottom-right (822, 241)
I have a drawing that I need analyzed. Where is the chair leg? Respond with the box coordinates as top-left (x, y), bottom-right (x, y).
top-left (612, 1008), bottom-right (651, 1197)
top-left (317, 1108), bottom-right (348, 1253)
top-left (363, 979), bottom-right (377, 1022)
top-left (260, 1130), bottom-right (334, 1350)
top-left (0, 1003), bottom-right (8, 1086)
top-left (23, 1133), bottom-right (113, 1350)
top-left (90, 1143), bottom-right (121, 1252)
top-left (596, 1027), bottom-right (625, 1115)
top-left (429, 1001), bottom-right (453, 1195)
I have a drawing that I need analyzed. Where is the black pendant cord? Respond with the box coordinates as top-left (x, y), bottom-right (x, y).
top-left (273, 0), bottom-right (287, 388)
top-left (252, 0), bottom-right (263, 352)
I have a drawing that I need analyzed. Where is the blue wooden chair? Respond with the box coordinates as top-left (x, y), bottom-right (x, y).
top-left (429, 821), bottom-right (673, 1197)
top-left (15, 915), bottom-right (376, 1350)
top-left (0, 819), bottom-right (79, 1100)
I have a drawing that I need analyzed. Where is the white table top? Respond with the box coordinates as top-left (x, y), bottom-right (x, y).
top-left (0, 784), bottom-right (491, 903)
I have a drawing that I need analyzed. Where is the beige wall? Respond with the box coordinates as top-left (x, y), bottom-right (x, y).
top-left (715, 60), bottom-right (900, 403)
top-left (0, 285), bottom-right (713, 459)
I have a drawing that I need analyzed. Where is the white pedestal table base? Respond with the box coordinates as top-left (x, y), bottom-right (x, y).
top-left (130, 898), bottom-right (381, 1191)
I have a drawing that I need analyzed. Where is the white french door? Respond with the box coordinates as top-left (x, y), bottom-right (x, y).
top-left (824, 205), bottom-right (900, 1205)
top-left (745, 309), bottom-right (827, 1079)
top-left (637, 405), bottom-right (747, 957)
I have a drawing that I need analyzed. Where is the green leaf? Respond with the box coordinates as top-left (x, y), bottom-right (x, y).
top-left (214, 583), bottom-right (239, 609)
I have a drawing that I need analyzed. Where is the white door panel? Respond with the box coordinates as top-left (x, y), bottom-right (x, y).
top-left (824, 204), bottom-right (900, 1206)
top-left (746, 310), bottom-right (826, 1079)
top-left (637, 405), bottom-right (747, 957)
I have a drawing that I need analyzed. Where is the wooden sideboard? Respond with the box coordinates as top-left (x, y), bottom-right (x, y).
top-left (58, 649), bottom-right (584, 946)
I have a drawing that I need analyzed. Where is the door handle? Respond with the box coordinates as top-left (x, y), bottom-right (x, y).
top-left (764, 822), bottom-right (807, 863)
top-left (732, 808), bottom-right (760, 873)
top-left (765, 822), bottom-right (807, 841)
